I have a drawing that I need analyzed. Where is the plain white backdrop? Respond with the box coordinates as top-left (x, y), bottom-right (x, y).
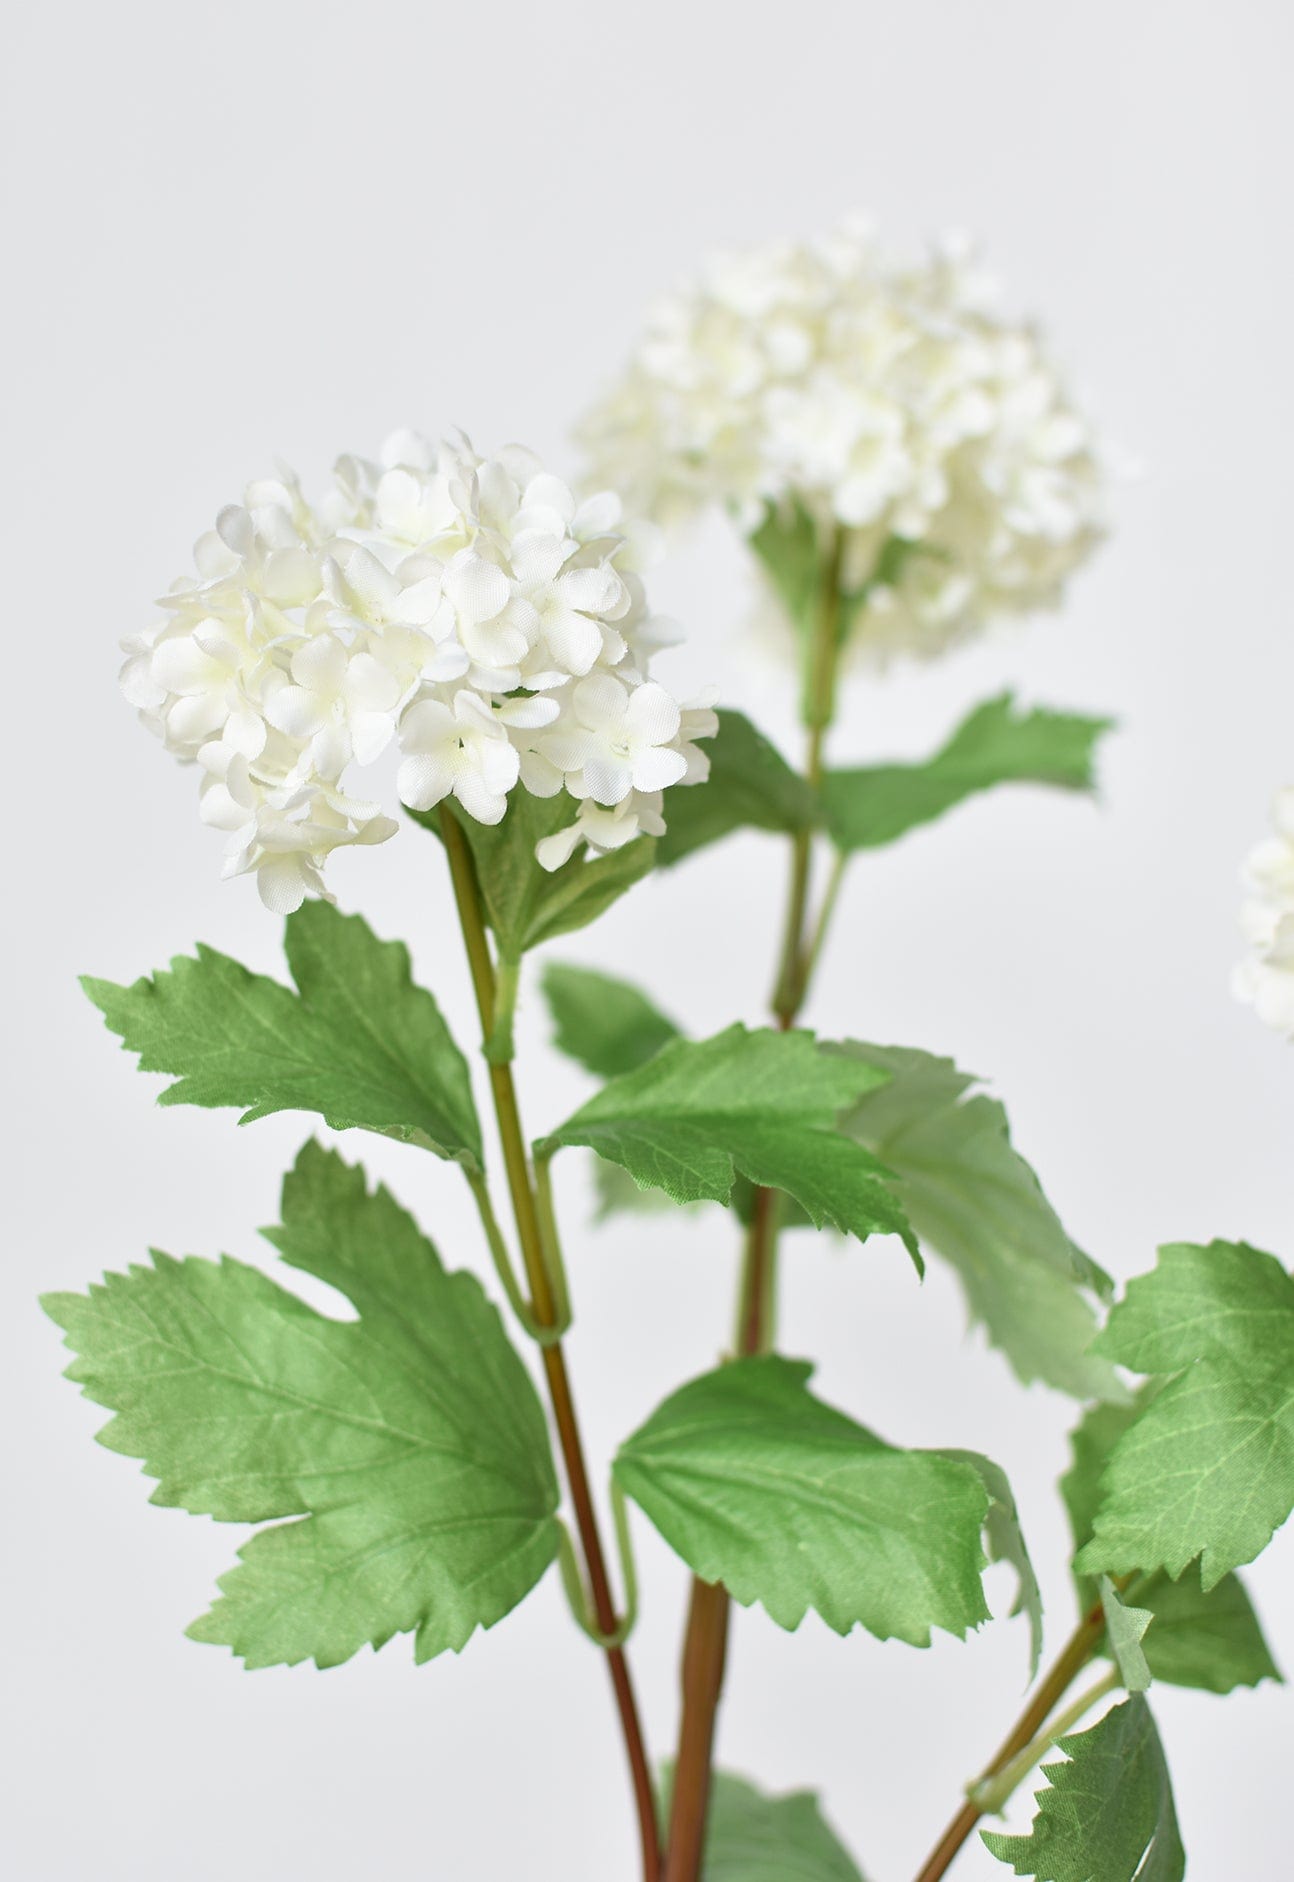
top-left (4, 2), bottom-right (1292, 1876)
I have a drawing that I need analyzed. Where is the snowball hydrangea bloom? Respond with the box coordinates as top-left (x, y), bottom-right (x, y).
top-left (122, 433), bottom-right (715, 910)
top-left (1233, 788), bottom-right (1294, 1036)
top-left (578, 219), bottom-right (1106, 665)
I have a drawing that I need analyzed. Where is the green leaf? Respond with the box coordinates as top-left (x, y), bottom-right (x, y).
top-left (42, 1143), bottom-right (559, 1668)
top-left (1076, 1240), bottom-right (1294, 1587)
top-left (1100, 1577), bottom-right (1153, 1693)
top-left (411, 794), bottom-right (657, 956)
top-left (982, 1697), bottom-right (1184, 1882)
top-left (836, 1044), bottom-right (1122, 1401)
top-left (746, 500), bottom-right (921, 646)
top-left (696, 1770), bottom-right (868, 1882)
top-left (614, 1356), bottom-right (990, 1644)
top-left (541, 963), bottom-right (679, 1079)
top-left (1062, 1394), bottom-right (1282, 1694)
top-left (539, 1025), bottom-right (917, 1260)
top-left (1131, 1568), bottom-right (1282, 1694)
top-left (821, 694), bottom-right (1112, 854)
top-left (940, 1449), bottom-right (1043, 1677)
top-left (82, 901), bottom-right (482, 1169)
top-left (655, 710), bottom-right (820, 869)
top-left (747, 495), bottom-right (826, 638)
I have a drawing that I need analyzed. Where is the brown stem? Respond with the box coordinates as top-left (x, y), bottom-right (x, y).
top-left (912, 1598), bottom-right (1108, 1882)
top-left (439, 809), bottom-right (661, 1882)
top-left (664, 1190), bottom-right (785, 1880)
top-left (666, 538), bottom-right (843, 1880)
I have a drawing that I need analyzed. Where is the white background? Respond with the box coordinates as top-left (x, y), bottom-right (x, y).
top-left (4, 2), bottom-right (1292, 1877)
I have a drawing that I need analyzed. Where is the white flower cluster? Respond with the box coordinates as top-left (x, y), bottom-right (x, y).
top-left (579, 219), bottom-right (1106, 663)
top-left (122, 433), bottom-right (715, 911)
top-left (1234, 789), bottom-right (1294, 1036)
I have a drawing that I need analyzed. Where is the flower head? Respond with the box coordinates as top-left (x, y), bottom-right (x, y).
top-left (579, 219), bottom-right (1106, 664)
top-left (1234, 788), bottom-right (1294, 1036)
top-left (124, 433), bottom-right (710, 908)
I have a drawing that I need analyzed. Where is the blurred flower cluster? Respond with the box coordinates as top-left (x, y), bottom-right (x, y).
top-left (1234, 789), bottom-right (1294, 1036)
top-left (122, 433), bottom-right (714, 910)
top-left (580, 219), bottom-right (1105, 663)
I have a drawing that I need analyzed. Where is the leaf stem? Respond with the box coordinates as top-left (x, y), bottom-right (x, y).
top-left (665, 527), bottom-right (846, 1882)
top-left (911, 1596), bottom-right (1109, 1882)
top-left (970, 1666), bottom-right (1120, 1817)
top-left (438, 807), bottom-right (661, 1882)
top-left (465, 1169), bottom-right (558, 1344)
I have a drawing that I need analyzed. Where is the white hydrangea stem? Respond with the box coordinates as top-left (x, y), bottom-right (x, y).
top-left (774, 522), bottom-right (844, 1024)
top-left (667, 539), bottom-right (851, 1882)
top-left (437, 808), bottom-right (661, 1882)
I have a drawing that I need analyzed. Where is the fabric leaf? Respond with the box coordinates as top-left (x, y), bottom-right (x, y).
top-left (982, 1697), bottom-right (1184, 1882)
top-left (541, 962), bottom-right (679, 1079)
top-left (42, 1143), bottom-right (558, 1668)
top-left (1062, 1394), bottom-right (1281, 1693)
top-left (655, 710), bottom-right (820, 869)
top-left (696, 1769), bottom-right (868, 1882)
top-left (822, 693), bottom-right (1111, 854)
top-left (82, 901), bottom-right (482, 1168)
top-left (539, 1025), bottom-right (916, 1259)
top-left (837, 1044), bottom-right (1121, 1400)
top-left (614, 1356), bottom-right (990, 1645)
top-left (1076, 1240), bottom-right (1294, 1587)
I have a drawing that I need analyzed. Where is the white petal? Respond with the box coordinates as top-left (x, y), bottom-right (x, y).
top-left (572, 671), bottom-right (628, 730)
top-left (444, 549), bottom-right (511, 624)
top-left (257, 856), bottom-right (310, 914)
top-left (454, 772), bottom-right (510, 825)
top-left (582, 754), bottom-right (634, 806)
top-left (494, 694), bottom-right (561, 729)
top-left (624, 681), bottom-right (682, 747)
top-left (631, 745), bottom-right (688, 793)
top-left (542, 606), bottom-right (603, 676)
top-left (535, 823), bottom-right (584, 871)
top-left (397, 751), bottom-right (457, 811)
top-left (265, 683), bottom-right (328, 739)
top-left (401, 696), bottom-right (457, 743)
top-left (510, 530), bottom-right (569, 587)
top-left (572, 491), bottom-right (622, 536)
top-left (559, 565), bottom-right (623, 616)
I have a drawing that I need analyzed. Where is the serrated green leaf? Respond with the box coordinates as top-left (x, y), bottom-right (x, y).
top-left (821, 694), bottom-right (1112, 855)
top-left (1062, 1393), bottom-right (1282, 1693)
top-left (940, 1449), bottom-right (1043, 1677)
top-left (1131, 1568), bottom-right (1282, 1694)
top-left (541, 963), bottom-right (679, 1079)
top-left (614, 1356), bottom-right (990, 1644)
top-left (655, 710), bottom-right (820, 868)
top-left (410, 794), bottom-right (656, 956)
top-left (82, 901), bottom-right (482, 1168)
top-left (835, 1044), bottom-right (1121, 1401)
top-left (42, 1143), bottom-right (558, 1668)
top-left (696, 1770), bottom-right (868, 1882)
top-left (1100, 1577), bottom-right (1153, 1692)
top-left (539, 1025), bottom-right (916, 1260)
top-left (1076, 1240), bottom-right (1294, 1588)
top-left (982, 1697), bottom-right (1184, 1882)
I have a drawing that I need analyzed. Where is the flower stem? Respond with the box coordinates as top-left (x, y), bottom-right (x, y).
top-left (665, 529), bottom-right (846, 1882)
top-left (911, 1596), bottom-right (1109, 1882)
top-left (438, 807), bottom-right (661, 1882)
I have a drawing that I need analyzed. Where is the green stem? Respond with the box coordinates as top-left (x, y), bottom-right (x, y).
top-left (912, 1596), bottom-right (1109, 1882)
top-left (971, 1667), bottom-right (1120, 1816)
top-left (438, 808), bottom-right (661, 1882)
top-left (800, 851), bottom-right (847, 996)
top-left (666, 530), bottom-right (847, 1882)
top-left (466, 1170), bottom-right (555, 1344)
